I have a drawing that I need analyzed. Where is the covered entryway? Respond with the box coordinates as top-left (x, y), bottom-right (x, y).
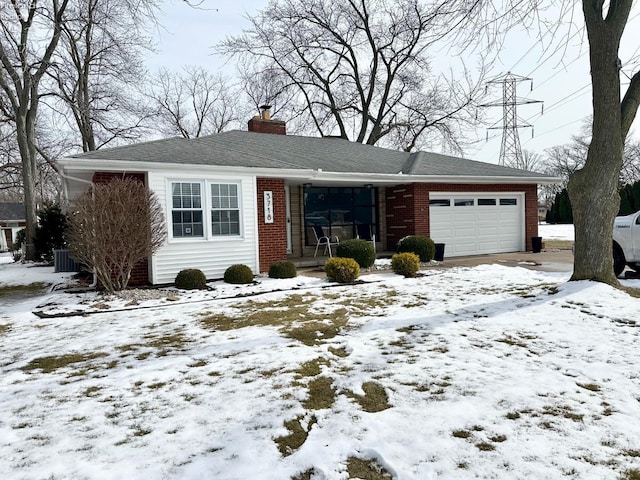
top-left (429, 193), bottom-right (525, 257)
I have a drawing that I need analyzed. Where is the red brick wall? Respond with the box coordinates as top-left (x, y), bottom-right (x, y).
top-left (92, 171), bottom-right (149, 285)
top-left (256, 178), bottom-right (288, 273)
top-left (386, 183), bottom-right (539, 251)
top-left (247, 117), bottom-right (287, 135)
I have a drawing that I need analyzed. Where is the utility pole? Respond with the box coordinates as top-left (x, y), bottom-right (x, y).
top-left (480, 72), bottom-right (543, 167)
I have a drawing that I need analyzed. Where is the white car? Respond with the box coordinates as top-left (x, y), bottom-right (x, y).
top-left (613, 210), bottom-right (640, 276)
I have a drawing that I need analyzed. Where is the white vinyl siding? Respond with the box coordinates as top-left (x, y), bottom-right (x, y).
top-left (429, 193), bottom-right (524, 257)
top-left (149, 171), bottom-right (257, 284)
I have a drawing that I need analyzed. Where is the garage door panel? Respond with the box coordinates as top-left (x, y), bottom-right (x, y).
top-left (429, 193), bottom-right (524, 257)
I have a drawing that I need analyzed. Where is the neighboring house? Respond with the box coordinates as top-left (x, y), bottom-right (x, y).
top-left (0, 203), bottom-right (26, 252)
top-left (58, 109), bottom-right (560, 285)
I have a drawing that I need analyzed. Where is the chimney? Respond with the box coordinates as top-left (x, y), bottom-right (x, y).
top-left (247, 105), bottom-right (286, 135)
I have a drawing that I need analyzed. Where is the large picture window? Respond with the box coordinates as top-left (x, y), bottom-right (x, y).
top-left (171, 182), bottom-right (203, 237)
top-left (303, 186), bottom-right (377, 246)
top-left (211, 184), bottom-right (240, 235)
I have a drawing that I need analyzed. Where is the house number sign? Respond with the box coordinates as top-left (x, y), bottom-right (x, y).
top-left (264, 191), bottom-right (274, 223)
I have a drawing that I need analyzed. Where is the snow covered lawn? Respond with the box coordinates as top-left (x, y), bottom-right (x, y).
top-left (1, 257), bottom-right (639, 479)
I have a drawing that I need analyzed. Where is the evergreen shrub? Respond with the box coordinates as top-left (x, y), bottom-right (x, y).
top-left (397, 235), bottom-right (435, 262)
top-left (324, 257), bottom-right (360, 283)
top-left (224, 264), bottom-right (254, 284)
top-left (391, 252), bottom-right (420, 278)
top-left (175, 268), bottom-right (207, 290)
top-left (269, 260), bottom-right (297, 279)
top-left (336, 239), bottom-right (376, 268)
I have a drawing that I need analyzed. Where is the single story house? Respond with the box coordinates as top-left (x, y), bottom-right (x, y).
top-left (0, 202), bottom-right (26, 252)
top-left (58, 110), bottom-right (559, 285)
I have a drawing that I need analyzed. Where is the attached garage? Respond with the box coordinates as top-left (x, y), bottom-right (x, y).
top-left (429, 193), bottom-right (525, 257)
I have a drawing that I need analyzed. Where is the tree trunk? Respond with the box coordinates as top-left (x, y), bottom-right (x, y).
top-left (568, 0), bottom-right (632, 285)
top-left (15, 114), bottom-right (39, 261)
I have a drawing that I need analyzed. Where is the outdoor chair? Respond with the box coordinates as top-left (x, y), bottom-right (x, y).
top-left (356, 223), bottom-right (376, 252)
top-left (312, 225), bottom-right (340, 257)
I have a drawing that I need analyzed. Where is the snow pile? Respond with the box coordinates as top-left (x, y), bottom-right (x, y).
top-left (1, 259), bottom-right (639, 479)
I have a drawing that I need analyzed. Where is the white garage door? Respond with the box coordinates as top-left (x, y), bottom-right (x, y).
top-left (429, 193), bottom-right (525, 257)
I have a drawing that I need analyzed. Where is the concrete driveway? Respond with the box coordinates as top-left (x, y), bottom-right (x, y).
top-left (436, 249), bottom-right (574, 273)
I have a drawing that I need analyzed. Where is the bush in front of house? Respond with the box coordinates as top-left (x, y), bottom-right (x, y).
top-left (397, 235), bottom-right (436, 262)
top-left (336, 238), bottom-right (375, 269)
top-left (268, 260), bottom-right (297, 279)
top-left (224, 264), bottom-right (254, 284)
top-left (175, 268), bottom-right (207, 290)
top-left (324, 257), bottom-right (360, 283)
top-left (391, 252), bottom-right (420, 278)
top-left (34, 203), bottom-right (68, 263)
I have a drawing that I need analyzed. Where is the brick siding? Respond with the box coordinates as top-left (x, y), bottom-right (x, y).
top-left (386, 183), bottom-right (539, 251)
top-left (256, 178), bottom-right (288, 272)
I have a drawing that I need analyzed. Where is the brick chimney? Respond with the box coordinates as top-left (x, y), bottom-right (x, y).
top-left (247, 105), bottom-right (286, 135)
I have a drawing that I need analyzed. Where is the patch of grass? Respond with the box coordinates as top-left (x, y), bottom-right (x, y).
top-left (274, 416), bottom-right (317, 457)
top-left (452, 429), bottom-right (472, 439)
top-left (623, 450), bottom-right (640, 457)
top-left (346, 381), bottom-right (391, 413)
top-left (346, 456), bottom-right (393, 479)
top-left (303, 376), bottom-right (336, 410)
top-left (291, 469), bottom-right (314, 480)
top-left (285, 319), bottom-right (345, 346)
top-left (21, 351), bottom-right (108, 374)
top-left (328, 346), bottom-right (350, 357)
top-left (490, 434), bottom-right (507, 443)
top-left (188, 360), bottom-right (207, 368)
top-left (295, 358), bottom-right (328, 378)
top-left (457, 462), bottom-right (468, 469)
top-left (131, 426), bottom-right (152, 437)
top-left (147, 382), bottom-right (166, 390)
top-left (143, 331), bottom-right (190, 354)
top-left (621, 469), bottom-right (640, 480)
top-left (506, 411), bottom-right (521, 420)
top-left (475, 442), bottom-right (495, 451)
top-left (542, 405), bottom-right (584, 422)
top-left (0, 282), bottom-right (49, 297)
top-left (0, 323), bottom-right (10, 335)
top-left (496, 334), bottom-right (529, 348)
top-left (577, 382), bottom-right (601, 392)
top-left (83, 386), bottom-right (102, 397)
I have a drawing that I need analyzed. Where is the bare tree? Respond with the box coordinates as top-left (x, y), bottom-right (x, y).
top-left (219, 0), bottom-right (490, 152)
top-left (66, 178), bottom-right (166, 292)
top-left (50, 0), bottom-right (158, 152)
top-left (566, 0), bottom-right (640, 284)
top-left (0, 0), bottom-right (71, 260)
top-left (149, 66), bottom-right (241, 139)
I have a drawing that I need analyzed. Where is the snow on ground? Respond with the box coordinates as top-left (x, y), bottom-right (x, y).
top-left (539, 223), bottom-right (575, 241)
top-left (1, 256), bottom-right (640, 479)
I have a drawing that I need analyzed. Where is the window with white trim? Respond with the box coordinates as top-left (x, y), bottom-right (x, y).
top-left (211, 183), bottom-right (240, 235)
top-left (171, 182), bottom-right (203, 237)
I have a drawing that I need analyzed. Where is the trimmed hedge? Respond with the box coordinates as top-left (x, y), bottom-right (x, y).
top-left (269, 260), bottom-right (297, 279)
top-left (324, 257), bottom-right (360, 283)
top-left (224, 264), bottom-right (254, 284)
top-left (391, 253), bottom-right (420, 278)
top-left (336, 238), bottom-right (376, 268)
top-left (397, 235), bottom-right (436, 262)
top-left (175, 268), bottom-right (207, 290)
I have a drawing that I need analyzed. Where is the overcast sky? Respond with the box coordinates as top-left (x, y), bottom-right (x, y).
top-left (149, 0), bottom-right (640, 166)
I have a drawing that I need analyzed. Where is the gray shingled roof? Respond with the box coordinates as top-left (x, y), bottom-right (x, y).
top-left (0, 203), bottom-right (25, 221)
top-left (67, 130), bottom-right (547, 178)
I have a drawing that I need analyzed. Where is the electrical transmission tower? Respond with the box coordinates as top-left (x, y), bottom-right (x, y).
top-left (480, 72), bottom-right (543, 167)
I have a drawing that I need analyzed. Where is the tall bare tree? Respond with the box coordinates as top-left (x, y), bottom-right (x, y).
top-left (0, 0), bottom-right (71, 260)
top-left (149, 66), bottom-right (241, 139)
top-left (219, 0), bottom-right (490, 152)
top-left (567, 0), bottom-right (640, 284)
top-left (50, 0), bottom-right (158, 152)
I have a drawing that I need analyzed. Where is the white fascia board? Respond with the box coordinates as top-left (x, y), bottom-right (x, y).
top-left (308, 171), bottom-right (563, 185)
